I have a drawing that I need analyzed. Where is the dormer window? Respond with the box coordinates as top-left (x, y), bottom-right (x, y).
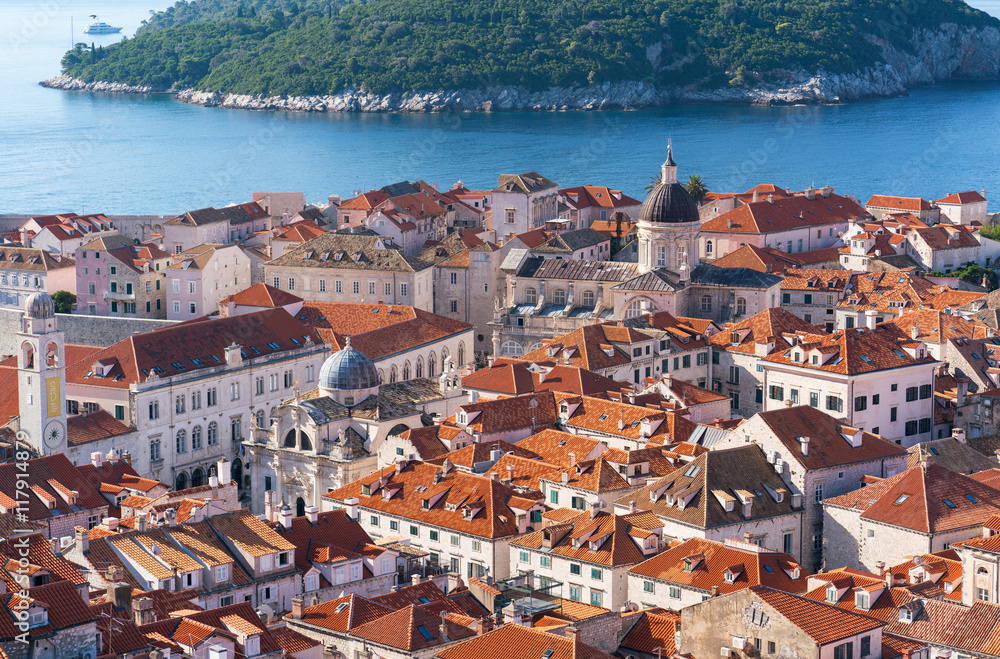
top-left (855, 591), bottom-right (870, 610)
top-left (682, 560), bottom-right (693, 572)
top-left (826, 585), bottom-right (838, 603)
top-left (457, 411), bottom-right (467, 425)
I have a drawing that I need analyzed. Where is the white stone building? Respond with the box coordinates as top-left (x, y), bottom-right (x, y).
top-left (489, 172), bottom-right (559, 241)
top-left (166, 243), bottom-right (251, 319)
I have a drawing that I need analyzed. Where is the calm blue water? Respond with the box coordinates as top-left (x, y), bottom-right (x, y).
top-left (2, 0), bottom-right (1000, 214)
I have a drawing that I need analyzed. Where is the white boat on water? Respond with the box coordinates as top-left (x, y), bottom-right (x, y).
top-left (84, 16), bottom-right (122, 34)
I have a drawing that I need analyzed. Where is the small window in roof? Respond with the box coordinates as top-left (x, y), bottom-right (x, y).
top-left (542, 651), bottom-right (555, 659)
top-left (929, 447), bottom-right (939, 455)
top-left (416, 626), bottom-right (435, 642)
top-left (598, 414), bottom-right (608, 421)
top-left (893, 349), bottom-right (905, 358)
top-left (417, 596), bottom-right (431, 603)
top-left (290, 337), bottom-right (300, 345)
top-left (943, 498), bottom-right (957, 509)
top-left (191, 358), bottom-right (204, 366)
top-left (171, 362), bottom-right (185, 370)
top-left (966, 494), bottom-right (980, 504)
top-left (334, 602), bottom-right (348, 613)
top-left (894, 494), bottom-right (910, 505)
top-left (683, 464), bottom-right (701, 478)
top-left (763, 565), bottom-right (774, 574)
top-left (267, 342), bottom-right (280, 350)
top-left (210, 355), bottom-right (221, 362)
top-left (860, 355), bottom-right (872, 363)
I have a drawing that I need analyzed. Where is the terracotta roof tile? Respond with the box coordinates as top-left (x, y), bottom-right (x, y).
top-left (205, 509), bottom-right (295, 557)
top-left (351, 604), bottom-right (476, 650)
top-left (937, 191), bottom-right (986, 205)
top-left (703, 193), bottom-right (868, 235)
top-left (824, 463), bottom-right (1000, 533)
top-left (751, 585), bottom-right (883, 644)
top-left (619, 610), bottom-right (681, 655)
top-left (514, 510), bottom-right (662, 567)
top-left (867, 196), bottom-right (933, 212)
top-left (436, 623), bottom-right (616, 659)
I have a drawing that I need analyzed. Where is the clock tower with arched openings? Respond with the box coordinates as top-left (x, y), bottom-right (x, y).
top-left (17, 291), bottom-right (67, 456)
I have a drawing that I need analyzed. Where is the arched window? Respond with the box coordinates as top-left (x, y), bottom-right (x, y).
top-left (378, 369), bottom-right (385, 383)
top-left (21, 342), bottom-right (34, 369)
top-left (191, 425), bottom-right (202, 450)
top-left (524, 287), bottom-right (537, 304)
top-left (441, 348), bottom-right (449, 371)
top-left (706, 240), bottom-right (713, 255)
top-left (428, 353), bottom-right (437, 378)
top-left (45, 342), bottom-right (58, 368)
top-left (457, 343), bottom-right (465, 367)
top-left (552, 289), bottom-right (566, 306)
top-left (191, 468), bottom-right (205, 488)
top-left (269, 407), bottom-right (277, 426)
top-left (176, 429), bottom-right (186, 454)
top-left (389, 365), bottom-right (398, 383)
top-left (501, 341), bottom-right (524, 356)
top-left (254, 409), bottom-right (265, 429)
top-left (284, 429), bottom-right (298, 448)
top-left (624, 299), bottom-right (656, 319)
top-left (403, 361), bottom-right (411, 380)
top-left (416, 357), bottom-right (424, 379)
top-left (581, 290), bottom-right (595, 307)
top-left (736, 297), bottom-right (747, 316)
top-left (175, 472), bottom-right (187, 491)
top-left (296, 497), bottom-right (306, 517)
top-left (979, 567), bottom-right (990, 575)
top-left (207, 422), bottom-right (218, 446)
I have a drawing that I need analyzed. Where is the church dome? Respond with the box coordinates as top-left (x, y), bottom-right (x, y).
top-left (318, 337), bottom-right (379, 392)
top-left (639, 146), bottom-right (700, 224)
top-left (639, 182), bottom-right (699, 224)
top-left (24, 291), bottom-right (55, 319)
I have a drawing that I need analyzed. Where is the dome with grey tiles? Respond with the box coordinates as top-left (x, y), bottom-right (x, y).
top-left (638, 146), bottom-right (699, 224)
top-left (24, 291), bottom-right (55, 319)
top-left (318, 337), bottom-right (379, 392)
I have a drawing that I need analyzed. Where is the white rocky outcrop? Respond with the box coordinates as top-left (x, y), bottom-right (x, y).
top-left (39, 24), bottom-right (1000, 112)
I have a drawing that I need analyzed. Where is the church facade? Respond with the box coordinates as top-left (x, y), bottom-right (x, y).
top-left (492, 147), bottom-right (781, 357)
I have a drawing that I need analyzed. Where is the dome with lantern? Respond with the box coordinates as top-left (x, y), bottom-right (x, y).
top-left (317, 336), bottom-right (380, 405)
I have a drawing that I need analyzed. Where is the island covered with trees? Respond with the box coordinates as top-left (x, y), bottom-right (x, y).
top-left (57, 0), bottom-right (999, 101)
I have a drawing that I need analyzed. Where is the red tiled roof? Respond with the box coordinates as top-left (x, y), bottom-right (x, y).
top-left (222, 282), bottom-right (302, 308)
top-left (702, 193), bottom-right (868, 235)
top-left (711, 244), bottom-right (799, 274)
top-left (436, 623), bottom-right (616, 659)
top-left (351, 604), bottom-right (475, 650)
top-left (751, 585), bottom-right (884, 645)
top-left (514, 509), bottom-right (662, 567)
top-left (295, 302), bottom-right (470, 362)
top-left (746, 405), bottom-right (906, 470)
top-left (824, 463), bottom-right (1000, 533)
top-left (324, 461), bottom-right (546, 539)
top-left (0, 454), bottom-right (108, 523)
top-left (65, 308), bottom-right (322, 388)
top-left (763, 326), bottom-right (934, 375)
top-left (67, 410), bottom-right (134, 446)
top-left (631, 536), bottom-right (808, 595)
top-left (340, 190), bottom-right (390, 211)
top-left (619, 609), bottom-right (681, 655)
top-left (867, 196), bottom-right (933, 212)
top-left (274, 223), bottom-right (326, 242)
top-left (559, 185), bottom-right (641, 210)
top-left (839, 272), bottom-right (946, 315)
top-left (937, 191), bottom-right (987, 205)
top-left (710, 307), bottom-right (824, 356)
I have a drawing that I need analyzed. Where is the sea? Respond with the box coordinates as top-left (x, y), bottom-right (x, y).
top-left (2, 0), bottom-right (1000, 215)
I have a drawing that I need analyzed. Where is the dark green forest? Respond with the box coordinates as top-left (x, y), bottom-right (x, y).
top-left (61, 0), bottom-right (998, 96)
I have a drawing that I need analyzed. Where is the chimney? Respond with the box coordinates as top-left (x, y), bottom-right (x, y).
top-left (111, 581), bottom-right (132, 611)
top-left (280, 506), bottom-right (293, 529)
top-left (209, 474), bottom-right (219, 496)
top-left (413, 573), bottom-right (424, 586)
top-left (136, 514), bottom-right (148, 533)
top-left (439, 610), bottom-right (450, 642)
top-left (133, 597), bottom-right (155, 626)
top-left (344, 496), bottom-right (360, 521)
top-left (876, 561), bottom-right (886, 577)
top-left (91, 451), bottom-right (103, 468)
top-left (744, 532), bottom-right (754, 543)
top-left (768, 194), bottom-right (774, 204)
top-left (566, 626), bottom-right (580, 644)
top-left (506, 464), bottom-right (515, 483)
top-left (799, 436), bottom-right (810, 457)
top-left (910, 325), bottom-right (919, 340)
top-left (956, 378), bottom-right (969, 405)
top-left (589, 501), bottom-right (600, 519)
top-left (291, 597), bottom-right (305, 620)
top-left (952, 428), bottom-right (967, 444)
top-left (629, 501), bottom-right (637, 514)
top-left (865, 309), bottom-right (878, 330)
top-left (264, 490), bottom-right (276, 522)
top-left (711, 585), bottom-right (720, 597)
top-left (50, 537), bottom-right (60, 556)
top-left (75, 528), bottom-right (89, 553)
top-left (164, 509), bottom-right (176, 527)
top-left (727, 217), bottom-right (734, 229)
top-left (305, 505), bottom-right (319, 524)
top-left (568, 452), bottom-right (577, 465)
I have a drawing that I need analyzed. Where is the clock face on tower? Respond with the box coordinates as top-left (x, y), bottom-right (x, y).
top-left (43, 420), bottom-right (65, 450)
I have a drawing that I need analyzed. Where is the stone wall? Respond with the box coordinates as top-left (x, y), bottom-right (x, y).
top-left (0, 308), bottom-right (174, 356)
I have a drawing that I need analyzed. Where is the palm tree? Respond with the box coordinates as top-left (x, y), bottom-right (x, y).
top-left (644, 172), bottom-right (662, 192)
top-left (686, 174), bottom-right (708, 205)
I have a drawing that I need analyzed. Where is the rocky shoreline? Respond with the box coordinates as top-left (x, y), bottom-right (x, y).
top-left (39, 24), bottom-right (1000, 113)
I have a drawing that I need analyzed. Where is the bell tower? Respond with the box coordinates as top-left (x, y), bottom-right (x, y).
top-left (17, 292), bottom-right (67, 455)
